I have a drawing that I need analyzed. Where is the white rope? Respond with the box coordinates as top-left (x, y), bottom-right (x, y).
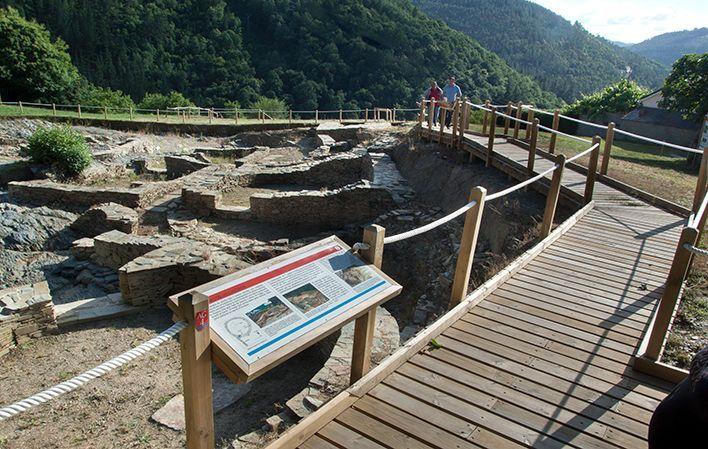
top-left (613, 128), bottom-right (702, 154)
top-left (486, 165), bottom-right (558, 201)
top-left (537, 124), bottom-right (592, 143)
top-left (0, 321), bottom-right (187, 421)
top-left (566, 143), bottom-right (600, 163)
top-left (383, 200), bottom-right (478, 244)
top-left (683, 243), bottom-right (708, 257)
top-left (496, 110), bottom-right (532, 126)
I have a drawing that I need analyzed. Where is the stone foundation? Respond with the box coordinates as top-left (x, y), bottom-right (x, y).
top-left (0, 281), bottom-right (56, 357)
top-left (165, 155), bottom-right (212, 180)
top-left (249, 182), bottom-right (396, 228)
top-left (92, 230), bottom-right (185, 269)
top-left (119, 242), bottom-right (250, 306)
top-left (71, 202), bottom-right (139, 237)
top-left (8, 179), bottom-right (180, 210)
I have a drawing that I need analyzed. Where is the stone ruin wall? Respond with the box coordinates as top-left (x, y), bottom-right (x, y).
top-left (0, 281), bottom-right (57, 357)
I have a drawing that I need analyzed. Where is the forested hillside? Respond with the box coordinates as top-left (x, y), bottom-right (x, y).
top-left (412, 0), bottom-right (669, 102)
top-left (0, 0), bottom-right (559, 109)
top-left (629, 28), bottom-right (708, 66)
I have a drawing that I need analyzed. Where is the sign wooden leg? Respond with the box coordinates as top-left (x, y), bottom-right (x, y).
top-left (179, 292), bottom-right (215, 449)
top-left (350, 225), bottom-right (385, 384)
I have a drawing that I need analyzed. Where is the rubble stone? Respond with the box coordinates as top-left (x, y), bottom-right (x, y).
top-left (70, 202), bottom-right (139, 237)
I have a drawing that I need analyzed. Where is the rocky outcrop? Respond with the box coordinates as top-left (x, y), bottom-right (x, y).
top-left (0, 203), bottom-right (77, 251)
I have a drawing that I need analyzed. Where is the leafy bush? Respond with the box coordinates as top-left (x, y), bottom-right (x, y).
top-left (76, 81), bottom-right (135, 112)
top-left (26, 126), bottom-right (91, 176)
top-left (224, 100), bottom-right (241, 109)
top-left (0, 7), bottom-right (80, 102)
top-left (249, 96), bottom-right (288, 118)
top-left (562, 80), bottom-right (649, 120)
top-left (660, 53), bottom-right (708, 121)
top-left (138, 91), bottom-right (194, 110)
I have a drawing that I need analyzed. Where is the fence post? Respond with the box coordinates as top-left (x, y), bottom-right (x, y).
top-left (315, 110), bottom-right (319, 124)
top-left (339, 109), bottom-right (343, 124)
top-left (417, 102), bottom-right (424, 127)
top-left (289, 110), bottom-right (292, 125)
top-left (485, 107), bottom-right (496, 167)
top-left (541, 154), bottom-right (565, 237)
top-left (503, 102), bottom-right (512, 135)
top-left (692, 147), bottom-right (708, 213)
top-left (179, 292), bottom-right (215, 449)
top-left (644, 226), bottom-right (699, 361)
top-left (182, 110), bottom-right (186, 124)
top-left (438, 107), bottom-right (447, 143)
top-left (393, 108), bottom-right (396, 123)
top-left (19, 101), bottom-right (23, 115)
top-left (600, 122), bottom-right (615, 175)
top-left (260, 109), bottom-right (264, 124)
top-left (350, 224), bottom-right (385, 384)
top-left (513, 102), bottom-right (522, 139)
top-left (481, 100), bottom-right (491, 135)
top-left (549, 109), bottom-right (560, 154)
top-left (428, 100), bottom-right (435, 135)
top-left (451, 101), bottom-right (460, 147)
top-left (77, 104), bottom-right (81, 118)
top-left (524, 108), bottom-right (535, 140)
top-left (365, 107), bottom-right (369, 123)
top-left (584, 136), bottom-right (601, 204)
top-left (104, 106), bottom-right (108, 120)
top-left (449, 187), bottom-right (487, 308)
top-left (129, 107), bottom-right (134, 120)
top-left (52, 103), bottom-right (56, 116)
top-left (527, 118), bottom-right (539, 176)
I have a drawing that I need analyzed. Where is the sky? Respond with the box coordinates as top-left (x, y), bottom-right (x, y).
top-left (530, 0), bottom-right (708, 43)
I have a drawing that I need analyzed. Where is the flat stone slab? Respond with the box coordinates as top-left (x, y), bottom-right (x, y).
top-left (152, 373), bottom-right (253, 431)
top-left (54, 293), bottom-right (146, 327)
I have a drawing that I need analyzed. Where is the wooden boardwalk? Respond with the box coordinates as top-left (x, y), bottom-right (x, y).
top-left (269, 128), bottom-right (686, 449)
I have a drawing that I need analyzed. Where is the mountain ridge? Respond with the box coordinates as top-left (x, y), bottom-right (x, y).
top-left (628, 28), bottom-right (708, 66)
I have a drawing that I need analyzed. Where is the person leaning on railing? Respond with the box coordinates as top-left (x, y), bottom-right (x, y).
top-left (424, 81), bottom-right (443, 126)
top-left (442, 75), bottom-right (462, 129)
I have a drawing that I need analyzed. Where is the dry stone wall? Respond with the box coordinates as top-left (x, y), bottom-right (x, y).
top-left (70, 203), bottom-right (138, 237)
top-left (92, 230), bottom-right (186, 269)
top-left (0, 281), bottom-right (56, 357)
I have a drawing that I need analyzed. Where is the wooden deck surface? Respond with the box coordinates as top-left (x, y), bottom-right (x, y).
top-left (272, 128), bottom-right (685, 449)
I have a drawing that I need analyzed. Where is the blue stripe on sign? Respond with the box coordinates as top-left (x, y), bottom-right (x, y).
top-left (247, 280), bottom-right (387, 357)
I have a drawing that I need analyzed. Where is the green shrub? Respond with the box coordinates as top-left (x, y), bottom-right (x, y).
top-left (76, 81), bottom-right (135, 112)
top-left (562, 80), bottom-right (649, 120)
top-left (26, 126), bottom-right (92, 176)
top-left (249, 96), bottom-right (288, 118)
top-left (138, 91), bottom-right (194, 110)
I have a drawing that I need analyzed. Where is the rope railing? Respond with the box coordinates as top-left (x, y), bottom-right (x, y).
top-left (566, 143), bottom-right (600, 163)
top-left (683, 243), bottom-right (708, 257)
top-left (382, 199), bottom-right (479, 244)
top-left (0, 321), bottom-right (187, 421)
top-left (486, 165), bottom-right (559, 201)
top-left (537, 123), bottom-right (593, 143)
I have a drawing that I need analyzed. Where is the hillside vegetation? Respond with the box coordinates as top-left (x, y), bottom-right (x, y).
top-left (412, 0), bottom-right (668, 102)
top-left (1, 0), bottom-right (559, 109)
top-left (629, 28), bottom-right (708, 66)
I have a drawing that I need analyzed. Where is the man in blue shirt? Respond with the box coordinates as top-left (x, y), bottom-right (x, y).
top-left (442, 76), bottom-right (462, 128)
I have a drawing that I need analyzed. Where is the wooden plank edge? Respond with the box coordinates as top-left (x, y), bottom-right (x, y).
top-left (633, 355), bottom-right (688, 383)
top-left (263, 201), bottom-right (595, 449)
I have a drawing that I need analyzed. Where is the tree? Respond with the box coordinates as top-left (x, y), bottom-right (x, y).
top-left (138, 91), bottom-right (195, 110)
top-left (0, 7), bottom-right (80, 102)
top-left (563, 80), bottom-right (649, 120)
top-left (660, 54), bottom-right (708, 121)
top-left (76, 80), bottom-right (135, 111)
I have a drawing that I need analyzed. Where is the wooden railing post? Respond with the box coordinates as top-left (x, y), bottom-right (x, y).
top-left (513, 102), bottom-right (522, 139)
top-left (450, 187), bottom-right (487, 308)
top-left (77, 104), bottom-right (81, 118)
top-left (129, 107), bottom-right (134, 120)
top-left (315, 109), bottom-right (319, 124)
top-left (52, 103), bottom-right (56, 116)
top-left (459, 99), bottom-right (470, 149)
top-left (438, 107), bottom-right (447, 143)
top-left (541, 154), bottom-right (565, 237)
top-left (451, 100), bottom-right (460, 148)
top-left (481, 100), bottom-right (491, 135)
top-left (428, 100), bottom-right (435, 135)
top-left (260, 109), bottom-right (265, 124)
top-left (418, 102), bottom-right (425, 127)
top-left (350, 224), bottom-right (385, 384)
top-left (692, 147), bottom-right (708, 213)
top-left (584, 136), bottom-right (601, 204)
top-left (104, 106), bottom-right (108, 120)
top-left (339, 109), bottom-right (343, 124)
top-left (179, 292), bottom-right (215, 449)
top-left (524, 108), bottom-right (535, 140)
top-left (485, 107), bottom-right (496, 166)
top-left (18, 101), bottom-right (23, 115)
top-left (644, 226), bottom-right (699, 361)
top-left (527, 118), bottom-right (539, 176)
top-left (549, 109), bottom-right (560, 154)
top-left (234, 108), bottom-right (238, 124)
top-left (600, 122), bottom-right (615, 175)
top-left (503, 102), bottom-right (512, 135)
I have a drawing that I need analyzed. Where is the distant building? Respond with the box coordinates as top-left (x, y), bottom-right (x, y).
top-left (618, 90), bottom-right (701, 148)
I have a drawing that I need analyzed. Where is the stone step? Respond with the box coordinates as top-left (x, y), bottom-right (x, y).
top-left (54, 293), bottom-right (147, 327)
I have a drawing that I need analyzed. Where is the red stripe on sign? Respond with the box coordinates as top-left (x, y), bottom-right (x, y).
top-left (208, 246), bottom-right (340, 303)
